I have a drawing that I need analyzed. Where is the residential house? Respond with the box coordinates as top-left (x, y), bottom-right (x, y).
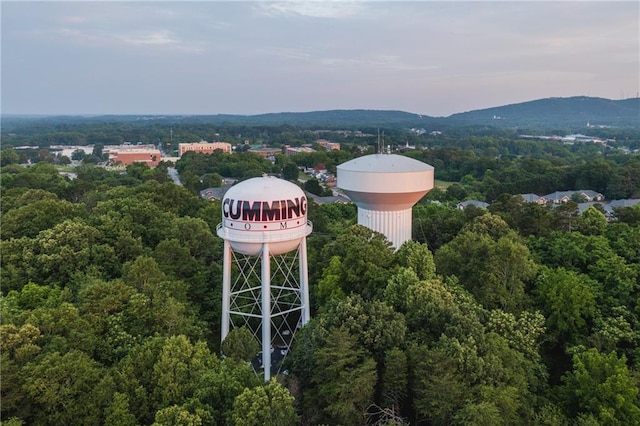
top-left (542, 190), bottom-right (604, 204)
top-left (519, 193), bottom-right (545, 204)
top-left (306, 192), bottom-right (351, 205)
top-left (199, 185), bottom-right (232, 201)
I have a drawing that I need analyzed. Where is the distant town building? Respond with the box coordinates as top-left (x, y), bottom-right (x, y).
top-left (50, 145), bottom-right (94, 158)
top-left (518, 133), bottom-right (607, 144)
top-left (286, 146), bottom-right (315, 156)
top-left (179, 141), bottom-right (232, 156)
top-left (561, 134), bottom-right (605, 144)
top-left (105, 144), bottom-right (162, 167)
top-left (316, 139), bottom-right (341, 150)
top-left (248, 147), bottom-right (282, 158)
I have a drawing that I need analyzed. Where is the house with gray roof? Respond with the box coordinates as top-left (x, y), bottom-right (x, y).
top-left (457, 200), bottom-right (489, 210)
top-left (543, 190), bottom-right (604, 204)
top-left (576, 199), bottom-right (639, 218)
top-left (608, 199), bottom-right (640, 209)
top-left (306, 192), bottom-right (351, 205)
top-left (519, 193), bottom-right (545, 204)
top-left (199, 185), bottom-right (232, 201)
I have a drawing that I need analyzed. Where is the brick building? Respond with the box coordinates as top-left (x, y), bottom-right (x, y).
top-left (106, 145), bottom-right (162, 167)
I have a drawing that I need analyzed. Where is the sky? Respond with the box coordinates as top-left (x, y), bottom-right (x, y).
top-left (1, 1), bottom-right (639, 117)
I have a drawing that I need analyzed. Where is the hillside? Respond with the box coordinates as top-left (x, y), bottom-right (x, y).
top-left (448, 96), bottom-right (640, 128)
top-left (237, 109), bottom-right (440, 128)
top-left (171, 98), bottom-right (640, 129)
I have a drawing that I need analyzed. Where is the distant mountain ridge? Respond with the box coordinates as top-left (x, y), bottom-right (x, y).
top-left (175, 97), bottom-right (640, 129)
top-left (448, 96), bottom-right (640, 128)
top-left (3, 96), bottom-right (639, 130)
top-left (204, 96), bottom-right (639, 128)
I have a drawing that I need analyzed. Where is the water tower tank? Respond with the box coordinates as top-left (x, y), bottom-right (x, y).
top-left (217, 176), bottom-right (312, 255)
top-left (217, 176), bottom-right (312, 381)
top-left (337, 154), bottom-right (434, 249)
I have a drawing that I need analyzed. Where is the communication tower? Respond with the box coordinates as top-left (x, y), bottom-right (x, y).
top-left (337, 154), bottom-right (434, 249)
top-left (217, 176), bottom-right (312, 381)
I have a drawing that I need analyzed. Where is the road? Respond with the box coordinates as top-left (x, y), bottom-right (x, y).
top-left (167, 167), bottom-right (182, 186)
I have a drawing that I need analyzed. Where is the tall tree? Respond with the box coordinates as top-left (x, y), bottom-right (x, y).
top-left (576, 206), bottom-right (608, 236)
top-left (379, 347), bottom-right (409, 414)
top-left (231, 379), bottom-right (299, 426)
top-left (152, 405), bottom-right (202, 426)
top-left (221, 326), bottom-right (260, 362)
top-left (319, 225), bottom-right (394, 300)
top-left (435, 214), bottom-right (537, 311)
top-left (394, 240), bottom-right (436, 281)
top-left (281, 162), bottom-right (300, 181)
top-left (561, 348), bottom-right (640, 425)
top-left (21, 350), bottom-right (108, 425)
top-left (312, 327), bottom-right (377, 425)
top-left (318, 295), bottom-right (406, 357)
top-left (104, 392), bottom-right (138, 426)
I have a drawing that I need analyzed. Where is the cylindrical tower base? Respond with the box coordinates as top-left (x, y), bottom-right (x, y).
top-left (357, 207), bottom-right (412, 249)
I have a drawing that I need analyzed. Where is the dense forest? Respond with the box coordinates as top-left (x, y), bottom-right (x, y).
top-left (2, 120), bottom-right (640, 425)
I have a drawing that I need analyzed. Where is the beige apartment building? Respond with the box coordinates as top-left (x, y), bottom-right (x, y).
top-left (178, 141), bottom-right (232, 156)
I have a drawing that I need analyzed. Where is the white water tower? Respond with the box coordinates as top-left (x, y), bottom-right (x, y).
top-left (217, 176), bottom-right (312, 381)
top-left (337, 154), bottom-right (434, 249)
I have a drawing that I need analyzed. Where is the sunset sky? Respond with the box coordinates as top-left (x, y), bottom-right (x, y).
top-left (2, 1), bottom-right (638, 116)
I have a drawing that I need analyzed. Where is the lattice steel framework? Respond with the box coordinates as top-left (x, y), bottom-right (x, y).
top-left (221, 239), bottom-right (310, 381)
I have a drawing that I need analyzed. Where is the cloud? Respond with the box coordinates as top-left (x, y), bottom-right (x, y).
top-left (116, 30), bottom-right (178, 47)
top-left (10, 2), bottom-right (208, 54)
top-left (256, 1), bottom-right (364, 19)
top-left (318, 55), bottom-right (439, 72)
top-left (251, 44), bottom-right (438, 73)
top-left (115, 30), bottom-right (205, 53)
top-left (43, 26), bottom-right (205, 54)
top-left (58, 15), bottom-right (87, 24)
top-left (254, 47), bottom-right (312, 60)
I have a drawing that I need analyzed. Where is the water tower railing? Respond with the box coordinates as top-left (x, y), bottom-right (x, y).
top-left (216, 221), bottom-right (313, 242)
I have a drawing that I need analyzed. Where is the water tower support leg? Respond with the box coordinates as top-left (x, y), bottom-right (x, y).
top-left (221, 240), bottom-right (231, 344)
top-left (300, 238), bottom-right (311, 325)
top-left (261, 243), bottom-right (271, 381)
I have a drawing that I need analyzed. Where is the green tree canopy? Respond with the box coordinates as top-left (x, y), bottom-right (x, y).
top-left (562, 348), bottom-right (640, 425)
top-left (319, 224), bottom-right (394, 300)
top-left (435, 214), bottom-right (537, 311)
top-left (231, 379), bottom-right (298, 426)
